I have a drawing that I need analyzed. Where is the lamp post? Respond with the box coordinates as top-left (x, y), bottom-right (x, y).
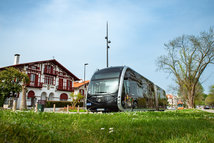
top-left (105, 21), bottom-right (111, 68)
top-left (84, 63), bottom-right (88, 82)
top-left (83, 63), bottom-right (88, 110)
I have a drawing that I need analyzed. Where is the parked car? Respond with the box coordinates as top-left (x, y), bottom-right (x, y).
top-left (204, 105), bottom-right (210, 109)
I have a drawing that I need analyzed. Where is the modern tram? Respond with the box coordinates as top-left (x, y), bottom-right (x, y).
top-left (86, 66), bottom-right (167, 112)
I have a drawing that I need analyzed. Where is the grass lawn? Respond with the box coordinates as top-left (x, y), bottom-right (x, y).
top-left (0, 109), bottom-right (213, 143)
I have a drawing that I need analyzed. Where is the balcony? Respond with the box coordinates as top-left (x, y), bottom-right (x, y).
top-left (27, 68), bottom-right (41, 73)
top-left (27, 82), bottom-right (43, 88)
top-left (44, 68), bottom-right (57, 76)
top-left (57, 86), bottom-right (74, 92)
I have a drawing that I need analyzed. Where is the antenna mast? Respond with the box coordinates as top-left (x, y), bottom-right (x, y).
top-left (105, 21), bottom-right (111, 67)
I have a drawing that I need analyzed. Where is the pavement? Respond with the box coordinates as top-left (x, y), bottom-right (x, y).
top-left (199, 109), bottom-right (214, 113)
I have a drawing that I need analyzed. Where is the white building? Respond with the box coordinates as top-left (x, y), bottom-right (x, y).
top-left (73, 80), bottom-right (89, 96)
top-left (166, 94), bottom-right (178, 107)
top-left (0, 54), bottom-right (79, 108)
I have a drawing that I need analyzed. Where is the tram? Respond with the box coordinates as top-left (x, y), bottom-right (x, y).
top-left (86, 66), bottom-right (167, 112)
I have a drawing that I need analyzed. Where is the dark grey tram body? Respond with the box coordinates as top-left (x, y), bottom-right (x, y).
top-left (86, 66), bottom-right (167, 112)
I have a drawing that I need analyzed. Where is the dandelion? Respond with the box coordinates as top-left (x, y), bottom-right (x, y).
top-left (109, 127), bottom-right (114, 133)
top-left (109, 130), bottom-right (114, 133)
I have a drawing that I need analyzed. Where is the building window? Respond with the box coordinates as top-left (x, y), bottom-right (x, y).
top-left (30, 74), bottom-right (36, 82)
top-left (67, 80), bottom-right (72, 90)
top-left (63, 80), bottom-right (67, 88)
top-left (79, 89), bottom-right (84, 95)
top-left (47, 65), bottom-right (51, 73)
top-left (28, 73), bottom-right (39, 86)
top-left (31, 66), bottom-right (37, 70)
top-left (45, 65), bottom-right (53, 74)
top-left (44, 75), bottom-right (54, 85)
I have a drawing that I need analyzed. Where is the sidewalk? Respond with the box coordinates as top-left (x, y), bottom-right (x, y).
top-left (200, 109), bottom-right (214, 113)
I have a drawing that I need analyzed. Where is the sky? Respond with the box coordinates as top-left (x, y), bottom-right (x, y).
top-left (0, 0), bottom-right (214, 94)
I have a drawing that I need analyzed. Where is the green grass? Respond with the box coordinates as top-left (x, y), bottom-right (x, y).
top-left (69, 109), bottom-right (86, 112)
top-left (0, 109), bottom-right (213, 143)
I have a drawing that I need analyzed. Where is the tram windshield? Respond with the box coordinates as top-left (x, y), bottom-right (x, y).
top-left (88, 78), bottom-right (119, 95)
top-left (88, 68), bottom-right (122, 95)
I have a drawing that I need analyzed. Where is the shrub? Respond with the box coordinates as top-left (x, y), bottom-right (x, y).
top-left (45, 101), bottom-right (83, 108)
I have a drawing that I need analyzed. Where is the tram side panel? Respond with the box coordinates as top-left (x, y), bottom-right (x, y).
top-left (120, 68), bottom-right (157, 111)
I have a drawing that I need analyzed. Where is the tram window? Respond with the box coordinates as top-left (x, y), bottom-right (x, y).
top-left (123, 80), bottom-right (130, 94)
top-left (129, 80), bottom-right (138, 97)
top-left (137, 87), bottom-right (143, 98)
top-left (88, 78), bottom-right (119, 94)
top-left (92, 72), bottom-right (120, 80)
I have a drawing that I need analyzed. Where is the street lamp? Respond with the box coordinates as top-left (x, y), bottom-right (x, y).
top-left (105, 21), bottom-right (111, 68)
top-left (84, 63), bottom-right (88, 82)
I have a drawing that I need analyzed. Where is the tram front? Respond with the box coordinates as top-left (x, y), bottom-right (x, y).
top-left (86, 67), bottom-right (124, 112)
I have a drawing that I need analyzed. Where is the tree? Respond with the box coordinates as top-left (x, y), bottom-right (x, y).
top-left (157, 28), bottom-right (214, 108)
top-left (0, 68), bottom-right (29, 109)
top-left (205, 85), bottom-right (214, 107)
top-left (69, 92), bottom-right (84, 109)
top-left (177, 82), bottom-right (206, 106)
top-left (209, 85), bottom-right (214, 95)
top-left (19, 70), bottom-right (30, 110)
top-left (193, 82), bottom-right (206, 106)
top-left (205, 95), bottom-right (214, 106)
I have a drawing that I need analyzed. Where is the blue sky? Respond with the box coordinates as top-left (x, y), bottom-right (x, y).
top-left (0, 0), bottom-right (214, 94)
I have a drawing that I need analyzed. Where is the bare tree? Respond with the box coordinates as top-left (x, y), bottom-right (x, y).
top-left (157, 28), bottom-right (214, 108)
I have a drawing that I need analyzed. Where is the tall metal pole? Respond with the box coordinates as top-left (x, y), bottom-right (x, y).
top-left (105, 22), bottom-right (111, 68)
top-left (84, 63), bottom-right (88, 82)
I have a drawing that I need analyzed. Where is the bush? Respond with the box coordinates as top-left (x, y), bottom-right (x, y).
top-left (205, 95), bottom-right (214, 106)
top-left (45, 101), bottom-right (83, 108)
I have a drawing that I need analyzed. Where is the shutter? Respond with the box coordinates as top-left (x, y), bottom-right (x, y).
top-left (51, 66), bottom-right (53, 74)
top-left (35, 74), bottom-right (38, 86)
top-left (44, 65), bottom-right (47, 73)
top-left (59, 78), bottom-right (63, 89)
top-left (28, 91), bottom-right (35, 98)
top-left (70, 81), bottom-right (72, 89)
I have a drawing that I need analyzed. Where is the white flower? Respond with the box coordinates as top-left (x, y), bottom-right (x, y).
top-left (100, 128), bottom-right (105, 130)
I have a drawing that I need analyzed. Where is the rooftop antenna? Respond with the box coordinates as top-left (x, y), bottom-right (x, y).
top-left (105, 21), bottom-right (111, 68)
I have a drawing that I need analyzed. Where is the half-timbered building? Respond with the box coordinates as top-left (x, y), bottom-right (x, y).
top-left (0, 54), bottom-right (79, 108)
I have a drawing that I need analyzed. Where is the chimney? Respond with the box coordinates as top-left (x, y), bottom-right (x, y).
top-left (14, 54), bottom-right (20, 65)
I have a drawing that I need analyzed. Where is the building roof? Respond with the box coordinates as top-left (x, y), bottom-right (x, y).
top-left (73, 80), bottom-right (90, 88)
top-left (166, 94), bottom-right (173, 99)
top-left (0, 59), bottom-right (79, 80)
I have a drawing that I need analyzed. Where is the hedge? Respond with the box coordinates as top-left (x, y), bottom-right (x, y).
top-left (45, 101), bottom-right (83, 108)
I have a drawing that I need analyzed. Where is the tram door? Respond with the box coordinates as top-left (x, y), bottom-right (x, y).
top-left (121, 69), bottom-right (137, 109)
top-left (121, 78), bottom-right (132, 109)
